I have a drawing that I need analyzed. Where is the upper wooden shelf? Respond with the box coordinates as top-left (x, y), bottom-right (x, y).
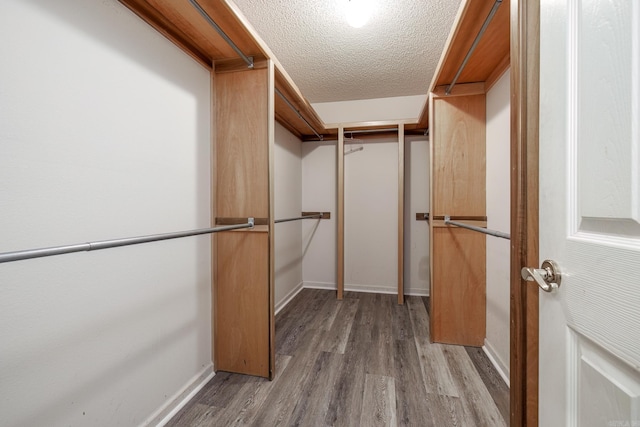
top-left (119, 0), bottom-right (333, 140)
top-left (119, 0), bottom-right (509, 140)
top-left (415, 0), bottom-right (511, 129)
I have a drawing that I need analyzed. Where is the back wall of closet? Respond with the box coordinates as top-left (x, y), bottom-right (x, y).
top-left (298, 136), bottom-right (430, 296)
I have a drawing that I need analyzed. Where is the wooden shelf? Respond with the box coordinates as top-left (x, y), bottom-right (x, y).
top-left (416, 0), bottom-right (511, 130)
top-left (119, 0), bottom-right (332, 140)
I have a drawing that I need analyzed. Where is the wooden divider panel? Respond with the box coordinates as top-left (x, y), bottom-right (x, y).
top-left (214, 66), bottom-right (273, 379)
top-left (398, 124), bottom-right (405, 304)
top-left (216, 70), bottom-right (269, 219)
top-left (431, 227), bottom-right (486, 346)
top-left (215, 231), bottom-right (270, 376)
top-left (430, 88), bottom-right (486, 347)
top-left (337, 127), bottom-right (344, 300)
top-left (432, 94), bottom-right (486, 217)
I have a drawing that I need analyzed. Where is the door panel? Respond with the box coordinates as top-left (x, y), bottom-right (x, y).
top-left (575, 334), bottom-right (640, 427)
top-left (539, 0), bottom-right (640, 425)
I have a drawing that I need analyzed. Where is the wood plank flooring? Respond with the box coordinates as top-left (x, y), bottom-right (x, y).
top-left (168, 289), bottom-right (509, 426)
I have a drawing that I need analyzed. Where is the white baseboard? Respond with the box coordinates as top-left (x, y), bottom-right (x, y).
top-left (303, 281), bottom-right (428, 297)
top-left (483, 339), bottom-right (510, 388)
top-left (143, 364), bottom-right (215, 427)
top-left (405, 289), bottom-right (429, 297)
top-left (275, 281), bottom-right (304, 315)
top-left (303, 281), bottom-right (336, 290)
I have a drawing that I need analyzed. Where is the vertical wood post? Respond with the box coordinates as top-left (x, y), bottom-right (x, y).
top-left (213, 66), bottom-right (272, 379)
top-left (398, 124), bottom-right (405, 304)
top-left (266, 60), bottom-right (276, 380)
top-left (510, 0), bottom-right (540, 424)
top-left (337, 127), bottom-right (344, 300)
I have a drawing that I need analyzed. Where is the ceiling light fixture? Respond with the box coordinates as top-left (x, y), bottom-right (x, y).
top-left (345, 0), bottom-right (374, 28)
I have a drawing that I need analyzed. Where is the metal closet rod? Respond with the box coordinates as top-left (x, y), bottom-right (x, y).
top-left (445, 0), bottom-right (503, 95)
top-left (275, 213), bottom-right (323, 224)
top-left (275, 89), bottom-right (323, 140)
top-left (444, 215), bottom-right (510, 240)
top-left (0, 219), bottom-right (255, 264)
top-left (189, 0), bottom-right (254, 68)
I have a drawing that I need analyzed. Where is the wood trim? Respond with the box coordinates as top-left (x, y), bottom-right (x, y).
top-left (433, 215), bottom-right (488, 221)
top-left (210, 68), bottom-right (218, 371)
top-left (485, 53), bottom-right (511, 92)
top-left (267, 60), bottom-right (276, 380)
top-left (510, 0), bottom-right (540, 425)
top-left (398, 124), bottom-right (405, 305)
top-left (301, 212), bottom-right (331, 220)
top-left (337, 127), bottom-right (344, 300)
top-left (216, 217), bottom-right (269, 226)
top-left (118, 0), bottom-right (213, 69)
top-left (428, 93), bottom-right (435, 327)
top-left (431, 82), bottom-right (486, 98)
top-left (325, 119), bottom-right (419, 130)
top-left (430, 219), bottom-right (487, 228)
top-left (214, 57), bottom-right (269, 74)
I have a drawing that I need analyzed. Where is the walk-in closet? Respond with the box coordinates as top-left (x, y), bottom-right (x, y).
top-left (1, 0), bottom-right (514, 425)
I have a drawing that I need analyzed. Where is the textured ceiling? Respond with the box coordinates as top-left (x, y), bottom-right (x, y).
top-left (231, 0), bottom-right (463, 103)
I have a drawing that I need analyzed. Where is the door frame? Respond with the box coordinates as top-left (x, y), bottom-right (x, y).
top-left (510, 0), bottom-right (540, 425)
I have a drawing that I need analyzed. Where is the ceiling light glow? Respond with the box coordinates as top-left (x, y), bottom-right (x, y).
top-left (345, 0), bottom-right (373, 28)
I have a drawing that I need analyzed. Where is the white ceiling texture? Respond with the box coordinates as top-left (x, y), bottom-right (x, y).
top-left (231, 0), bottom-right (463, 103)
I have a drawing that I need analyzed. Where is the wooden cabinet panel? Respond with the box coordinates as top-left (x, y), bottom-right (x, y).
top-left (432, 94), bottom-right (486, 217)
top-left (216, 70), bottom-right (269, 219)
top-left (431, 227), bottom-right (486, 346)
top-left (430, 86), bottom-right (486, 347)
top-left (213, 66), bottom-right (274, 379)
top-left (215, 231), bottom-right (270, 377)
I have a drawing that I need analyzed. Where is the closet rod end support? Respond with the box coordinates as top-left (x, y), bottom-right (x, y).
top-left (248, 217), bottom-right (255, 228)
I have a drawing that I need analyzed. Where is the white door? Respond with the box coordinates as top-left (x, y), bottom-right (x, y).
top-left (537, 0), bottom-right (640, 425)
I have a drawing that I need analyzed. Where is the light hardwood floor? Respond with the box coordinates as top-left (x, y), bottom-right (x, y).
top-left (168, 289), bottom-right (509, 426)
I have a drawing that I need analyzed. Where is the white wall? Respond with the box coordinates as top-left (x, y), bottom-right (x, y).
top-left (485, 69), bottom-right (511, 383)
top-left (274, 123), bottom-right (303, 312)
top-left (312, 95), bottom-right (427, 125)
top-left (344, 140), bottom-right (398, 293)
top-left (301, 142), bottom-right (337, 288)
top-left (405, 138), bottom-right (430, 295)
top-left (301, 136), bottom-right (430, 296)
top-left (0, 1), bottom-right (212, 426)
